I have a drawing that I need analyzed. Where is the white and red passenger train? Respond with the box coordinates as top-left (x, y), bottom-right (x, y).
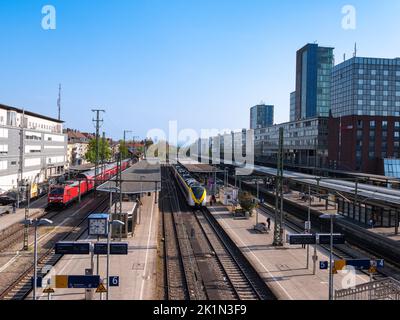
top-left (47, 160), bottom-right (130, 208)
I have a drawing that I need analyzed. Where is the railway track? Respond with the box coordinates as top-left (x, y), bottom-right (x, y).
top-left (161, 165), bottom-right (276, 300)
top-left (0, 195), bottom-right (109, 300)
top-left (162, 167), bottom-right (206, 300)
top-left (0, 196), bottom-right (50, 252)
top-left (195, 208), bottom-right (276, 300)
top-left (160, 172), bottom-right (190, 300)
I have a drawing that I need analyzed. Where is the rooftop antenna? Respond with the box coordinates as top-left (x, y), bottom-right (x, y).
top-left (343, 53), bottom-right (346, 62)
top-left (57, 83), bottom-right (61, 121)
top-left (353, 43), bottom-right (357, 58)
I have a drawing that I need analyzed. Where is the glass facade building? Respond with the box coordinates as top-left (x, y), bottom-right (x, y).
top-left (250, 104), bottom-right (274, 129)
top-left (331, 57), bottom-right (400, 117)
top-left (329, 56), bottom-right (400, 174)
top-left (295, 44), bottom-right (334, 120)
top-left (254, 117), bottom-right (329, 167)
top-left (384, 158), bottom-right (400, 178)
top-left (290, 91), bottom-right (296, 122)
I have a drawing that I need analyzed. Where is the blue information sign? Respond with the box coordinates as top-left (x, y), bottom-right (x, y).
top-left (68, 275), bottom-right (100, 289)
top-left (109, 276), bottom-right (120, 287)
top-left (346, 259), bottom-right (384, 270)
top-left (31, 277), bottom-right (43, 288)
top-left (320, 261), bottom-right (329, 270)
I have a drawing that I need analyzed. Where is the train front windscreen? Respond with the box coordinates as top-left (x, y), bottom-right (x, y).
top-left (191, 186), bottom-right (205, 200)
top-left (49, 188), bottom-right (64, 195)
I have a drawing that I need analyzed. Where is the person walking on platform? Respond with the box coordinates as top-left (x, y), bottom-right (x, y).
top-left (267, 218), bottom-right (271, 231)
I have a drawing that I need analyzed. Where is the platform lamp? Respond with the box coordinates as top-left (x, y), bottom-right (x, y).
top-left (106, 219), bottom-right (125, 300)
top-left (25, 218), bottom-right (53, 300)
top-left (319, 213), bottom-right (343, 301)
top-left (138, 175), bottom-right (146, 225)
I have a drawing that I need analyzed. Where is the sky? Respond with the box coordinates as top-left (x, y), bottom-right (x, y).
top-left (0, 0), bottom-right (399, 141)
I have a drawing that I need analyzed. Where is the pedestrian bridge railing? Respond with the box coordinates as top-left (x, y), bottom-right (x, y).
top-left (335, 277), bottom-right (400, 300)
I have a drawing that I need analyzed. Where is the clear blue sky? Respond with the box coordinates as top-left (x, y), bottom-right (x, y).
top-left (0, 0), bottom-right (399, 140)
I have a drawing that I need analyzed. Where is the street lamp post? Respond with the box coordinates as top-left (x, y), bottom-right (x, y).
top-left (256, 181), bottom-right (260, 226)
top-left (319, 213), bottom-right (343, 301)
top-left (25, 218), bottom-right (53, 300)
top-left (106, 219), bottom-right (125, 301)
top-left (306, 184), bottom-right (311, 270)
top-left (138, 176), bottom-right (145, 225)
top-left (224, 168), bottom-right (229, 188)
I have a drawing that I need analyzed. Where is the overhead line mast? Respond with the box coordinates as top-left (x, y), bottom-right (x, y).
top-left (92, 109), bottom-right (106, 194)
top-left (273, 127), bottom-right (284, 246)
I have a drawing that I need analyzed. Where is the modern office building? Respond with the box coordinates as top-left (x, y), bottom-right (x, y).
top-left (295, 44), bottom-right (334, 120)
top-left (0, 104), bottom-right (67, 193)
top-left (290, 91), bottom-right (296, 122)
top-left (329, 57), bottom-right (400, 174)
top-left (254, 117), bottom-right (329, 168)
top-left (250, 104), bottom-right (274, 129)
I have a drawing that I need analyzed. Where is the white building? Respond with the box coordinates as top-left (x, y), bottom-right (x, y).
top-left (65, 130), bottom-right (91, 168)
top-left (0, 104), bottom-right (67, 193)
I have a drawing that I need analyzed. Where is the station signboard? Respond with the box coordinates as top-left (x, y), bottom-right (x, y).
top-left (67, 275), bottom-right (101, 289)
top-left (93, 243), bottom-right (129, 255)
top-left (287, 234), bottom-right (316, 245)
top-left (31, 277), bottom-right (43, 288)
top-left (346, 259), bottom-right (384, 270)
top-left (55, 242), bottom-right (90, 255)
top-left (287, 233), bottom-right (345, 245)
top-left (317, 234), bottom-right (346, 245)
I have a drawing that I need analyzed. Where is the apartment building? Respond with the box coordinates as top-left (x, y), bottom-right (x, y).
top-left (0, 104), bottom-right (67, 192)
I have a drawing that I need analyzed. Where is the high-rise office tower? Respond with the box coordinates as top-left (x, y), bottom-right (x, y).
top-left (250, 104), bottom-right (274, 129)
top-left (295, 43), bottom-right (334, 120)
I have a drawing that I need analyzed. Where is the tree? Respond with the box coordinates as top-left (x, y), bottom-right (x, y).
top-left (238, 191), bottom-right (257, 215)
top-left (119, 140), bottom-right (129, 160)
top-left (85, 138), bottom-right (112, 163)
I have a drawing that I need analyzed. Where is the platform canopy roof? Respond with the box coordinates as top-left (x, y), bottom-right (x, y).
top-left (97, 160), bottom-right (161, 195)
top-left (68, 163), bottom-right (96, 172)
top-left (178, 158), bottom-right (223, 174)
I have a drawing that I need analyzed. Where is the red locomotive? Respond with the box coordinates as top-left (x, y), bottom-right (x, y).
top-left (47, 160), bottom-right (130, 208)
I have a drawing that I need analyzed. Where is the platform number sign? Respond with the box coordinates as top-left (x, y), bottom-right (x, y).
top-left (376, 259), bottom-right (384, 268)
top-left (320, 261), bottom-right (329, 270)
top-left (109, 276), bottom-right (119, 287)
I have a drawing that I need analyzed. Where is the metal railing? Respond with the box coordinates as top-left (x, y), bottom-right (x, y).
top-left (335, 277), bottom-right (400, 300)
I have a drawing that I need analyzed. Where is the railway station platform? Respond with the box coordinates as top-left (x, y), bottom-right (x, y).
top-left (33, 193), bottom-right (160, 300)
top-left (0, 196), bottom-right (47, 233)
top-left (207, 205), bottom-right (371, 300)
top-left (368, 227), bottom-right (400, 242)
top-left (244, 181), bottom-right (400, 243)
